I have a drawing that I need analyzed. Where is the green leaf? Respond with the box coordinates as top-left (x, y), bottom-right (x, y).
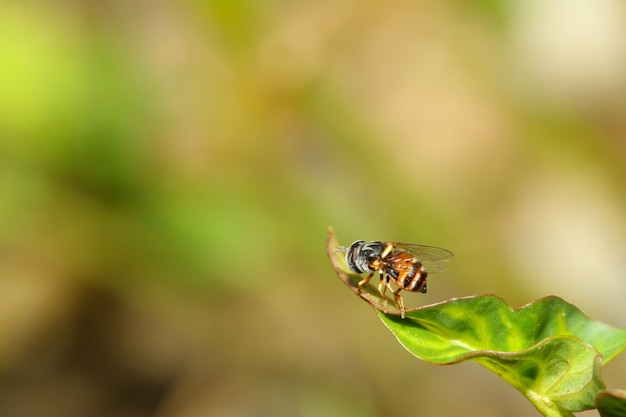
top-left (380, 295), bottom-right (626, 365)
top-left (327, 228), bottom-right (626, 416)
top-left (381, 309), bottom-right (607, 416)
top-left (597, 390), bottom-right (626, 417)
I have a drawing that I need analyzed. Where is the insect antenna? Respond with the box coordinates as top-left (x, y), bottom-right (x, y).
top-left (334, 245), bottom-right (348, 254)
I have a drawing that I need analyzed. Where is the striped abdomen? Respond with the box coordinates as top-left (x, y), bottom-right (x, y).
top-left (383, 251), bottom-right (428, 293)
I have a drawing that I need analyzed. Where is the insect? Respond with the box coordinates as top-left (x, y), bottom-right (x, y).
top-left (341, 240), bottom-right (454, 318)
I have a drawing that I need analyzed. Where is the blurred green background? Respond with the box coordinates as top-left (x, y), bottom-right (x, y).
top-left (1, 1), bottom-right (626, 416)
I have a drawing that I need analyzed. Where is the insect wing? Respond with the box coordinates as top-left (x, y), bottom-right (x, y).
top-left (420, 261), bottom-right (447, 273)
top-left (392, 243), bottom-right (454, 262)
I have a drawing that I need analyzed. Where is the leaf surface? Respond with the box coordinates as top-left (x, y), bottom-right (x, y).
top-left (379, 300), bottom-right (615, 416)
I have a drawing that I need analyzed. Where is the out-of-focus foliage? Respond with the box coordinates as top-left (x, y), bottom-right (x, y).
top-left (1, 1), bottom-right (626, 416)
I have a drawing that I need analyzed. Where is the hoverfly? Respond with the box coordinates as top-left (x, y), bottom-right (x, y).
top-left (341, 240), bottom-right (453, 318)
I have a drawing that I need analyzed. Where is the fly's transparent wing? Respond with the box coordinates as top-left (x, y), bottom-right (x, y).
top-left (391, 243), bottom-right (454, 262)
top-left (391, 243), bottom-right (454, 275)
top-left (421, 262), bottom-right (447, 273)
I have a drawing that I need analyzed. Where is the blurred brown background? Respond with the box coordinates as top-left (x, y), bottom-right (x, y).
top-left (1, 1), bottom-right (626, 416)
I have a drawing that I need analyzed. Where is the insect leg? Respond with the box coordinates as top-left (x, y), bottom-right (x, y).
top-left (393, 288), bottom-right (406, 319)
top-left (377, 272), bottom-right (390, 313)
top-left (377, 272), bottom-right (387, 298)
top-left (357, 272), bottom-right (374, 290)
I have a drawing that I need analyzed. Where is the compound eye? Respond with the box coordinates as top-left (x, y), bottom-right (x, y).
top-left (346, 240), bottom-right (366, 273)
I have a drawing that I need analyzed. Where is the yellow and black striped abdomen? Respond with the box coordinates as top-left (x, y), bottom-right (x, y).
top-left (383, 251), bottom-right (428, 293)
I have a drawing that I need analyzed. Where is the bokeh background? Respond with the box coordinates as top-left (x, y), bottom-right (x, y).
top-left (1, 1), bottom-right (626, 416)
